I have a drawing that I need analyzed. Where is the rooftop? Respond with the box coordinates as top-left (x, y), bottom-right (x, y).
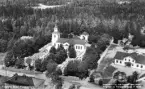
top-left (114, 51), bottom-right (145, 64)
top-left (57, 38), bottom-right (86, 45)
top-left (82, 32), bottom-right (89, 35)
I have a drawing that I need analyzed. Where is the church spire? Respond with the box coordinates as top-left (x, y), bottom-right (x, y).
top-left (54, 24), bottom-right (58, 32)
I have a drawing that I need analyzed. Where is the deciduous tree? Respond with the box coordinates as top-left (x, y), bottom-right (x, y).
top-left (68, 45), bottom-right (76, 58)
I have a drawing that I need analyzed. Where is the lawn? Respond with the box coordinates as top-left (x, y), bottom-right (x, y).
top-left (112, 63), bottom-right (145, 76)
top-left (97, 44), bottom-right (124, 72)
top-left (2, 67), bottom-right (42, 75)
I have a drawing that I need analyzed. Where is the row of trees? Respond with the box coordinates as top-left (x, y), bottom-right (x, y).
top-left (112, 71), bottom-right (139, 89)
top-left (35, 44), bottom-right (77, 72)
top-left (63, 46), bottom-right (100, 79)
top-left (3, 0), bottom-right (145, 63)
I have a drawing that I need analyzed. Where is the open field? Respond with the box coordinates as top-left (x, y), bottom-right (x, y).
top-left (112, 63), bottom-right (145, 76)
top-left (97, 44), bottom-right (124, 72)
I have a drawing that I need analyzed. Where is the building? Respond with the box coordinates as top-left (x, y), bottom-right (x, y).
top-left (118, 33), bottom-right (134, 46)
top-left (114, 51), bottom-right (145, 70)
top-left (51, 24), bottom-right (90, 53)
top-left (4, 73), bottom-right (45, 89)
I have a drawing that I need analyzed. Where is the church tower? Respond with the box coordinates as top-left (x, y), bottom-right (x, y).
top-left (80, 32), bottom-right (89, 42)
top-left (52, 24), bottom-right (60, 45)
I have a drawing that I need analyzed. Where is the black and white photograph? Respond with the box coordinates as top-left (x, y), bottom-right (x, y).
top-left (0, 0), bottom-right (145, 89)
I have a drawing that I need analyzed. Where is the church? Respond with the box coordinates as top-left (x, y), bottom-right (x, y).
top-left (51, 25), bottom-right (91, 53)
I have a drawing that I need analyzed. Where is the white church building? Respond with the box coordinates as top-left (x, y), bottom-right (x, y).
top-left (114, 51), bottom-right (145, 70)
top-left (51, 25), bottom-right (91, 53)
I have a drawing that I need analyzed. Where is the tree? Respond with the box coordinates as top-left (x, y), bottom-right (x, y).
top-left (4, 50), bottom-right (16, 67)
top-left (132, 71), bottom-right (139, 84)
top-left (46, 61), bottom-right (58, 77)
top-left (15, 58), bottom-right (25, 69)
top-left (56, 44), bottom-right (64, 52)
top-left (89, 74), bottom-right (95, 82)
top-left (64, 60), bottom-right (80, 76)
top-left (49, 46), bottom-right (56, 54)
top-left (45, 59), bottom-right (63, 89)
top-left (68, 45), bottom-right (76, 58)
top-left (55, 49), bottom-right (67, 64)
top-left (82, 48), bottom-right (99, 70)
top-left (97, 33), bottom-right (111, 51)
top-left (12, 39), bottom-right (35, 58)
top-left (40, 59), bottom-right (49, 72)
top-left (0, 39), bottom-right (8, 52)
top-left (25, 58), bottom-right (32, 70)
top-left (35, 59), bottom-right (42, 71)
top-left (98, 79), bottom-right (103, 86)
top-left (77, 61), bottom-right (89, 79)
top-left (127, 71), bottom-right (139, 89)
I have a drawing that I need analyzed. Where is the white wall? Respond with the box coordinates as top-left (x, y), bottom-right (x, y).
top-left (80, 35), bottom-right (89, 41)
top-left (114, 56), bottom-right (145, 70)
top-left (52, 33), bottom-right (60, 45)
top-left (74, 44), bottom-right (85, 52)
top-left (63, 43), bottom-right (70, 50)
top-left (114, 59), bottom-right (125, 66)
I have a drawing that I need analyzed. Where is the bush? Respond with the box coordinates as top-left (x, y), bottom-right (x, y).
top-left (89, 74), bottom-right (95, 82)
top-left (56, 68), bottom-right (62, 75)
top-left (49, 46), bottom-right (56, 54)
top-left (4, 50), bottom-right (16, 67)
top-left (69, 84), bottom-right (76, 89)
top-left (35, 59), bottom-right (42, 71)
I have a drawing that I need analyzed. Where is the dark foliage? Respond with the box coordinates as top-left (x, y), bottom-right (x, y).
top-left (49, 46), bottom-right (56, 54)
top-left (35, 59), bottom-right (42, 71)
top-left (55, 46), bottom-right (67, 64)
top-left (15, 58), bottom-right (25, 69)
top-left (4, 50), bottom-right (16, 67)
top-left (68, 45), bottom-right (76, 58)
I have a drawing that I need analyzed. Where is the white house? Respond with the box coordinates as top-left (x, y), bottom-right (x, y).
top-left (114, 51), bottom-right (145, 70)
top-left (51, 25), bottom-right (90, 53)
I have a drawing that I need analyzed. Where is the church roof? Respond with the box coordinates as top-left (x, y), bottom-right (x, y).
top-left (114, 51), bottom-right (145, 64)
top-left (52, 31), bottom-right (60, 34)
top-left (82, 32), bottom-right (89, 35)
top-left (57, 38), bottom-right (86, 45)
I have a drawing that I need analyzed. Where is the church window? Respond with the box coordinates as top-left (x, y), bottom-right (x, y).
top-left (76, 46), bottom-right (77, 49)
top-left (120, 61), bottom-right (122, 63)
top-left (141, 65), bottom-right (143, 68)
top-left (83, 36), bottom-right (85, 40)
top-left (116, 60), bottom-right (118, 63)
top-left (137, 65), bottom-right (139, 67)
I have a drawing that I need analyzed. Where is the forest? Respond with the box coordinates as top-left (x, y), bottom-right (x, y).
top-left (2, 0), bottom-right (145, 76)
top-left (1, 0), bottom-right (145, 88)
